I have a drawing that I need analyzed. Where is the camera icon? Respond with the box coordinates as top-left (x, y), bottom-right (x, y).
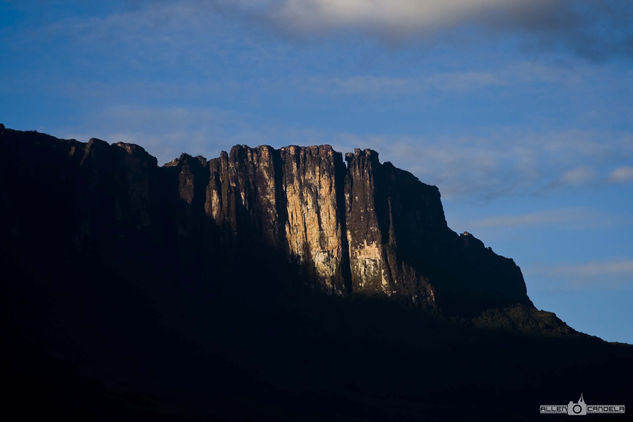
top-left (568, 394), bottom-right (587, 416)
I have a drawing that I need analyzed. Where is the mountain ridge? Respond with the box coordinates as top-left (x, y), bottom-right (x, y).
top-left (6, 125), bottom-right (632, 422)
top-left (3, 125), bottom-right (536, 316)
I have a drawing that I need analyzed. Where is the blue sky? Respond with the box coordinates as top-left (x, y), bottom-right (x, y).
top-left (1, 0), bottom-right (632, 343)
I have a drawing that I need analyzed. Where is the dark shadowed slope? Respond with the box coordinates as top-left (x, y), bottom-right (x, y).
top-left (2, 125), bottom-right (632, 421)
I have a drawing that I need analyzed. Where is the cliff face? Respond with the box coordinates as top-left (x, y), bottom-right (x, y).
top-left (162, 143), bottom-right (531, 314)
top-left (1, 126), bottom-right (530, 315)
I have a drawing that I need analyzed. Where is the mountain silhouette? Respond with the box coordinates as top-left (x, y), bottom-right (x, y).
top-left (2, 125), bottom-right (631, 421)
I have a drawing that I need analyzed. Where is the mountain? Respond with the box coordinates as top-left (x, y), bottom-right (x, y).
top-left (2, 125), bottom-right (632, 421)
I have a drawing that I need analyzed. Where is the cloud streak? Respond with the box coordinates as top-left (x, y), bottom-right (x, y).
top-left (300, 71), bottom-right (506, 96)
top-left (531, 259), bottom-right (633, 288)
top-left (559, 167), bottom-right (595, 186)
top-left (609, 166), bottom-right (633, 183)
top-left (60, 103), bottom-right (633, 201)
top-left (461, 208), bottom-right (605, 230)
top-left (327, 130), bottom-right (633, 200)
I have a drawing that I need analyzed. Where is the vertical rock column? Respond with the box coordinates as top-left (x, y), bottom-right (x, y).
top-left (344, 149), bottom-right (391, 294)
top-left (205, 145), bottom-right (282, 248)
top-left (280, 145), bottom-right (348, 293)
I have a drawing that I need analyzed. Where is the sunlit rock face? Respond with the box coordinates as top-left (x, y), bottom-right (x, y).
top-left (0, 126), bottom-right (532, 315)
top-left (164, 143), bottom-right (530, 313)
top-left (198, 144), bottom-right (349, 294)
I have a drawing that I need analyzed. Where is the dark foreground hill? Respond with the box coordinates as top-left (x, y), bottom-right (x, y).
top-left (2, 125), bottom-right (631, 421)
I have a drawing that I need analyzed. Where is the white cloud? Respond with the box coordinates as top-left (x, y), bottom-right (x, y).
top-left (609, 166), bottom-right (633, 183)
top-left (222, 0), bottom-right (552, 34)
top-left (272, 0), bottom-right (522, 33)
top-left (15, 0), bottom-right (632, 62)
top-left (215, 0), bottom-right (633, 59)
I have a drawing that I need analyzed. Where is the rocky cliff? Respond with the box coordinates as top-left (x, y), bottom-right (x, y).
top-left (1, 126), bottom-right (530, 316)
top-left (6, 125), bottom-right (633, 422)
